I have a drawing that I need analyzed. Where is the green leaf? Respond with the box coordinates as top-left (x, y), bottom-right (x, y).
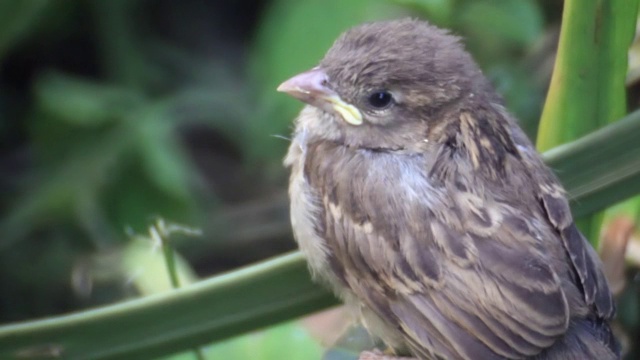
top-left (89, 0), bottom-right (149, 90)
top-left (0, 125), bottom-right (133, 248)
top-left (545, 109), bottom-right (640, 219)
top-left (100, 157), bottom-right (198, 235)
top-left (0, 0), bottom-right (51, 59)
top-left (537, 0), bottom-right (638, 149)
top-left (536, 0), bottom-right (639, 244)
top-left (34, 73), bottom-right (143, 126)
top-left (2, 95), bottom-right (199, 247)
top-left (458, 0), bottom-right (543, 46)
top-left (390, 0), bottom-right (454, 26)
top-left (0, 252), bottom-right (337, 360)
top-left (133, 107), bottom-right (193, 201)
top-left (194, 321), bottom-right (323, 360)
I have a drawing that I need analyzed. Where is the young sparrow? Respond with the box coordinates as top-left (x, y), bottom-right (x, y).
top-left (279, 19), bottom-right (618, 360)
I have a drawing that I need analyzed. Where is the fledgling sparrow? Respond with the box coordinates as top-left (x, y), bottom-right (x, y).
top-left (279, 19), bottom-right (618, 360)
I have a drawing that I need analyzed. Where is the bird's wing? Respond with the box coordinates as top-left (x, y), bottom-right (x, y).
top-left (303, 141), bottom-right (574, 360)
top-left (323, 192), bottom-right (569, 359)
top-left (515, 129), bottom-right (615, 320)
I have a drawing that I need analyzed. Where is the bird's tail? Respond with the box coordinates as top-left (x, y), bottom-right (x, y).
top-left (534, 317), bottom-right (619, 360)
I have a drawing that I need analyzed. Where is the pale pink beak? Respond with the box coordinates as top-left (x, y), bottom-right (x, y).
top-left (277, 67), bottom-right (337, 105)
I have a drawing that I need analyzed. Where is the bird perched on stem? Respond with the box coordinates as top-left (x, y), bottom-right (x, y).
top-left (279, 18), bottom-right (618, 360)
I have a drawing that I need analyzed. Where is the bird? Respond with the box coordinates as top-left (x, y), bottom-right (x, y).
top-left (278, 18), bottom-right (619, 360)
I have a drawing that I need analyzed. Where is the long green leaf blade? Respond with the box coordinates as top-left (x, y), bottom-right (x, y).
top-left (0, 253), bottom-right (336, 360)
top-left (545, 109), bottom-right (640, 218)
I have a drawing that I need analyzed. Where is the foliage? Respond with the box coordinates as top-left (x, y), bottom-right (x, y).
top-left (537, 0), bottom-right (640, 244)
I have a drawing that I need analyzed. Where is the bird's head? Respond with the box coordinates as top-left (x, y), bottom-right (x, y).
top-left (278, 18), bottom-right (489, 151)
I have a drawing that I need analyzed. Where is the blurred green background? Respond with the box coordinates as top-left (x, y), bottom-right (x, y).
top-left (0, 0), bottom-right (639, 359)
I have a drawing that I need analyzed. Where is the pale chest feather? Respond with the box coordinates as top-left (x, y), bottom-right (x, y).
top-left (287, 146), bottom-right (406, 348)
top-left (285, 136), bottom-right (347, 297)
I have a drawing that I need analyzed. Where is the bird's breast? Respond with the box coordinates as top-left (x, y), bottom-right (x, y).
top-left (286, 135), bottom-right (349, 297)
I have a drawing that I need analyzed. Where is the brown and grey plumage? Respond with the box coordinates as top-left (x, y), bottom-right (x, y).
top-left (279, 19), bottom-right (618, 360)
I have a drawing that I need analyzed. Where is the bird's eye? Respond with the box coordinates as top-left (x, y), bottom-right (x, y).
top-left (367, 91), bottom-right (393, 109)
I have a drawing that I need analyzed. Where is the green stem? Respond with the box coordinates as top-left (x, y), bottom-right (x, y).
top-left (158, 228), bottom-right (181, 289)
top-left (156, 222), bottom-right (207, 360)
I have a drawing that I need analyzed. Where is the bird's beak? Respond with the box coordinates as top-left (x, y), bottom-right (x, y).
top-left (277, 67), bottom-right (363, 126)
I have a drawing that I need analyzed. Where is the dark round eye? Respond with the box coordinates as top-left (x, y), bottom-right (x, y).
top-left (367, 91), bottom-right (393, 109)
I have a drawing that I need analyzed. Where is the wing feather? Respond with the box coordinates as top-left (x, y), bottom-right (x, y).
top-left (519, 129), bottom-right (615, 320)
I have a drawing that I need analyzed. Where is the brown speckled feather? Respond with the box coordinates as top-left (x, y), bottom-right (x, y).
top-left (283, 19), bottom-right (618, 360)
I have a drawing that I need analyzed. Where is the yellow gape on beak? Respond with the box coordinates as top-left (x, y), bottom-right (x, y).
top-left (325, 96), bottom-right (363, 126)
